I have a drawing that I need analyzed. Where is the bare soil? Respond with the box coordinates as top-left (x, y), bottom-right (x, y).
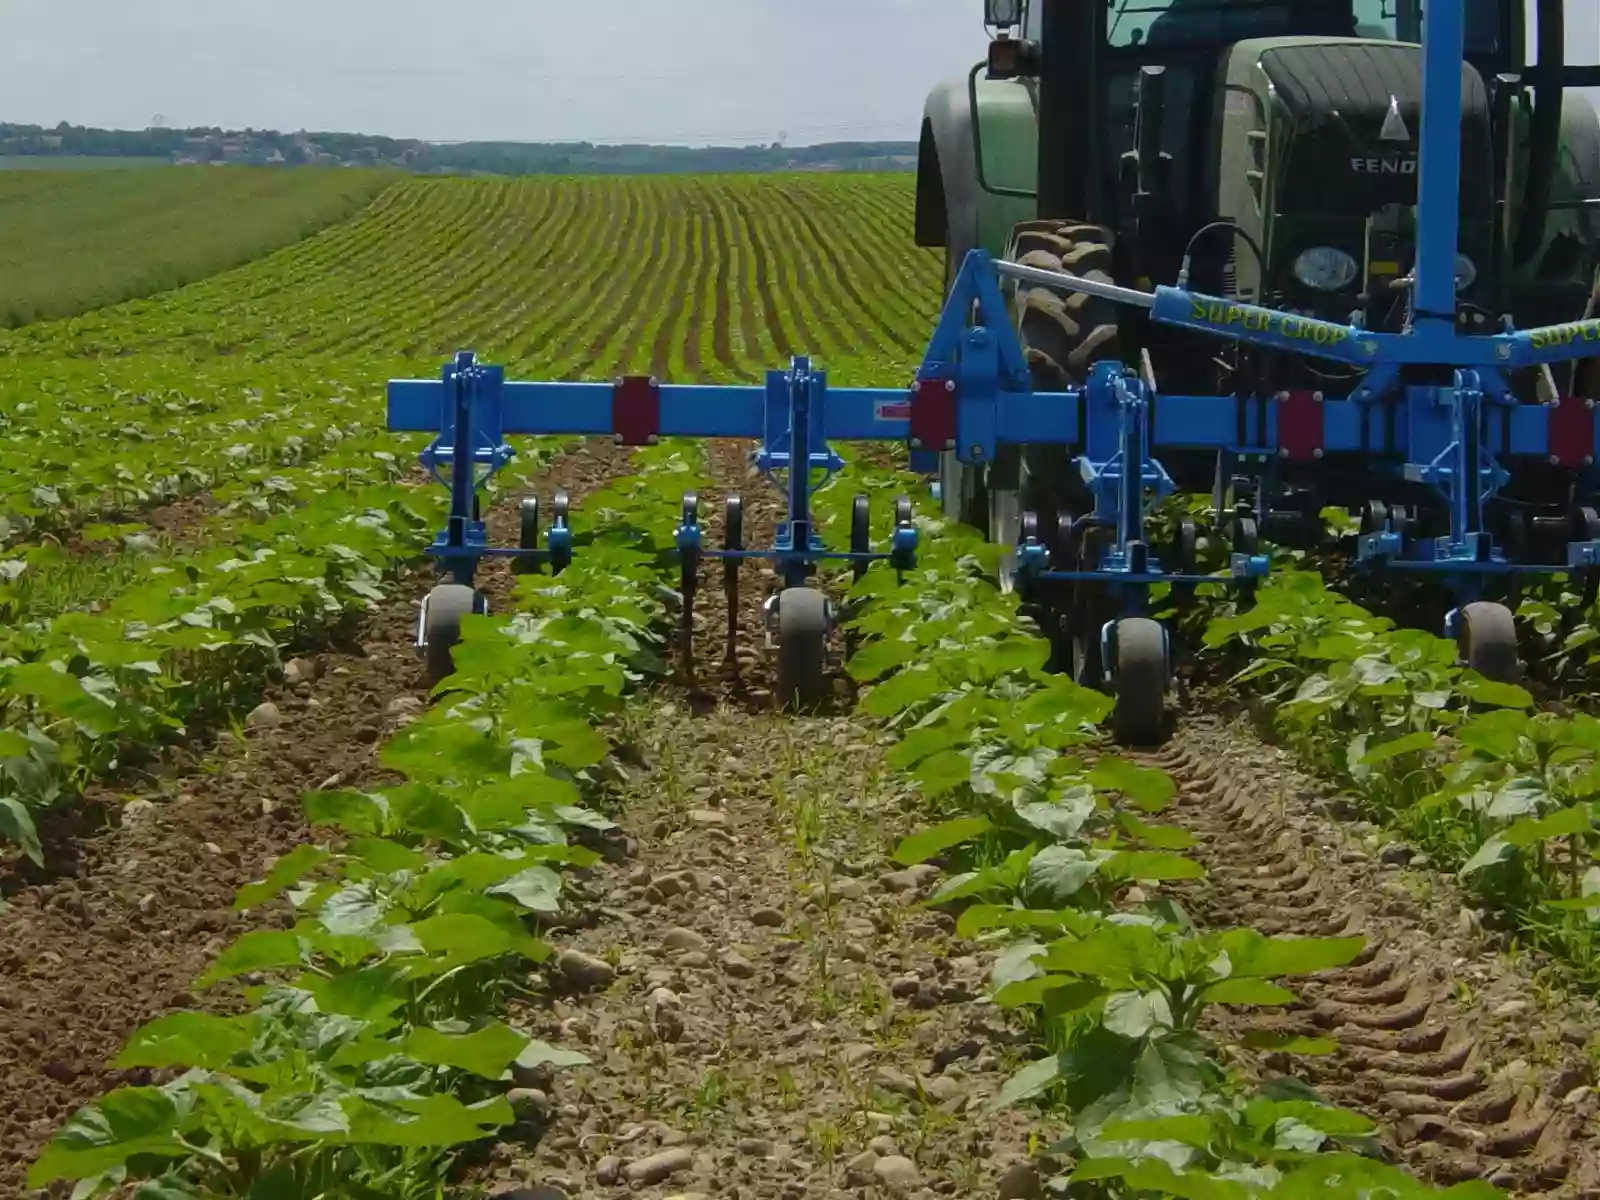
top-left (1150, 717), bottom-right (1600, 1197)
top-left (482, 703), bottom-right (1048, 1200)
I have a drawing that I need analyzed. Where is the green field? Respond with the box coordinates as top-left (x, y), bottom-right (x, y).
top-left (0, 166), bottom-right (395, 327)
top-left (0, 154), bottom-right (173, 170)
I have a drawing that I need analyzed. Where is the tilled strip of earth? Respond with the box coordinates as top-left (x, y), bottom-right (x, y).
top-left (1144, 717), bottom-right (1600, 1198)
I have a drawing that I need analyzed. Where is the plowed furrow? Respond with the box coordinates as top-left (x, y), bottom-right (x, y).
top-left (1137, 720), bottom-right (1600, 1197)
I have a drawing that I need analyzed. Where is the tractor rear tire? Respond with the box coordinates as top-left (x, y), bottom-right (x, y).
top-left (1009, 220), bottom-right (1122, 526)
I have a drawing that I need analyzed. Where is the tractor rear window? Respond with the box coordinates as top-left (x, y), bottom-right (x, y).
top-left (1101, 0), bottom-right (1502, 53)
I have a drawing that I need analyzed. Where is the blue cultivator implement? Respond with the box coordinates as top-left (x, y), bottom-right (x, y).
top-left (389, 0), bottom-right (1600, 742)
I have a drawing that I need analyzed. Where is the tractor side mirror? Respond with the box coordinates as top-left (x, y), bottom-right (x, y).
top-left (984, 0), bottom-right (1023, 29)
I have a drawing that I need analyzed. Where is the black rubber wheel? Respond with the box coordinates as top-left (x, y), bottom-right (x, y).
top-left (851, 494), bottom-right (871, 582)
top-left (423, 583), bottom-right (480, 689)
top-left (550, 491), bottom-right (572, 573)
top-left (1007, 220), bottom-right (1122, 532)
top-left (1458, 601), bottom-right (1520, 683)
top-left (1112, 616), bottom-right (1169, 745)
top-left (776, 587), bottom-right (829, 711)
top-left (514, 495), bottom-right (540, 575)
top-left (895, 496), bottom-right (913, 528)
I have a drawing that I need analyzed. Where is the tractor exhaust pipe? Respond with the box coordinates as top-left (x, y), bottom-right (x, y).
top-left (1512, 0), bottom-right (1564, 265)
top-left (1036, 0), bottom-right (1102, 222)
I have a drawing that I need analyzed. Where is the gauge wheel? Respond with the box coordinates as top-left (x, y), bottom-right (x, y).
top-left (1112, 616), bottom-right (1169, 745)
top-left (1457, 600), bottom-right (1520, 684)
top-left (776, 587), bottom-right (829, 711)
top-left (423, 583), bottom-right (480, 689)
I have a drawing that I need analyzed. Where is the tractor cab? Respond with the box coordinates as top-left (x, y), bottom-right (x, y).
top-left (924, 0), bottom-right (1600, 403)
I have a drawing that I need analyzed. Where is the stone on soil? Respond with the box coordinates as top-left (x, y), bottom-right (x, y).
top-left (245, 701), bottom-right (281, 729)
top-left (873, 1155), bottom-right (922, 1192)
top-left (555, 948), bottom-right (615, 990)
top-left (623, 1146), bottom-right (695, 1184)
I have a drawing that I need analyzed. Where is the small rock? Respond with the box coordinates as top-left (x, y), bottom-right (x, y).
top-left (687, 809), bottom-right (728, 827)
top-left (245, 701), bottom-right (281, 730)
top-left (556, 949), bottom-right (616, 990)
top-left (386, 695), bottom-right (423, 716)
top-left (1493, 999), bottom-right (1530, 1019)
top-left (647, 988), bottom-right (684, 1043)
top-left (737, 1137), bottom-right (775, 1158)
top-left (623, 1146), bottom-right (695, 1185)
top-left (751, 907), bottom-right (785, 928)
top-left (507, 1087), bottom-right (552, 1121)
top-left (874, 1155), bottom-right (921, 1193)
top-left (868, 1135), bottom-right (899, 1156)
top-left (120, 799), bottom-right (157, 827)
top-left (997, 1161), bottom-right (1044, 1200)
top-left (721, 951), bottom-right (756, 978)
top-left (845, 1150), bottom-right (879, 1187)
top-left (283, 656), bottom-right (319, 686)
top-left (874, 1067), bottom-right (919, 1098)
top-left (1380, 842), bottom-right (1415, 866)
top-left (922, 1075), bottom-right (962, 1103)
top-left (890, 974), bottom-right (921, 998)
top-left (679, 950), bottom-right (712, 969)
top-left (595, 1156), bottom-right (623, 1185)
top-left (663, 927), bottom-right (710, 954)
top-left (829, 877), bottom-right (867, 901)
top-left (880, 864), bottom-right (939, 893)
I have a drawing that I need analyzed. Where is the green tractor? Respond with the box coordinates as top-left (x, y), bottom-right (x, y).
top-left (915, 0), bottom-right (1600, 648)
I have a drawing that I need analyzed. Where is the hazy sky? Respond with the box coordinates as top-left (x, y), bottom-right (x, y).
top-left (0, 0), bottom-right (991, 144)
top-left (5, 1), bottom-right (1598, 146)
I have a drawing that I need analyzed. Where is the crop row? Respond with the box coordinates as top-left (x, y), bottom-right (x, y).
top-left (0, 167), bottom-right (395, 328)
top-left (1206, 565), bottom-right (1600, 985)
top-left (25, 441), bottom-right (702, 1195)
top-left (2, 175), bottom-right (941, 388)
top-left (28, 442), bottom-right (1503, 1197)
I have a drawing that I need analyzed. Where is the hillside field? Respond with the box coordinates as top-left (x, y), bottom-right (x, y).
top-left (2, 168), bottom-right (1598, 1200)
top-left (0, 166), bottom-right (395, 327)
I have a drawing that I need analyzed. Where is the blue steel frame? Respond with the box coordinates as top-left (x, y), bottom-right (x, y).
top-left (388, 0), bottom-right (1600, 638)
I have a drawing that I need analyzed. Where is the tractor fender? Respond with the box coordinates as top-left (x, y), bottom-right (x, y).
top-left (1558, 93), bottom-right (1600, 202)
top-left (917, 78), bottom-right (981, 261)
top-left (918, 73), bottom-right (1041, 272)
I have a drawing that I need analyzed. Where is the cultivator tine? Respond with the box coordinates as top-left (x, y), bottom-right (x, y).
top-left (676, 492), bottom-right (701, 686)
top-left (723, 495), bottom-right (743, 671)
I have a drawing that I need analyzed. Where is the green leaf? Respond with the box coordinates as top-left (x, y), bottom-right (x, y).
top-left (1025, 845), bottom-right (1099, 904)
top-left (113, 1013), bottom-right (253, 1070)
top-left (234, 844), bottom-right (330, 910)
top-left (1116, 814), bottom-right (1197, 850)
top-left (1240, 1030), bottom-right (1339, 1055)
top-left (406, 1022), bottom-right (529, 1079)
top-left (1360, 730), bottom-right (1437, 764)
top-left (892, 815), bottom-right (991, 865)
top-left (515, 1039), bottom-right (592, 1071)
top-left (1198, 978), bottom-right (1297, 1006)
top-left (912, 750), bottom-right (971, 798)
top-left (0, 796), bottom-right (43, 866)
top-left (1214, 930), bottom-right (1365, 978)
top-left (1099, 851), bottom-right (1205, 883)
top-left (1457, 674), bottom-right (1534, 710)
top-left (1102, 989), bottom-right (1173, 1038)
top-left (487, 866), bottom-right (563, 913)
top-left (1089, 757), bottom-right (1177, 812)
top-left (409, 912), bottom-right (547, 966)
top-left (196, 930), bottom-right (304, 988)
top-left (990, 1053), bottom-right (1063, 1111)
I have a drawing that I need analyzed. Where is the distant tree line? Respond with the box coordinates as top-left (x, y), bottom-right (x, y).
top-left (0, 122), bottom-right (916, 175)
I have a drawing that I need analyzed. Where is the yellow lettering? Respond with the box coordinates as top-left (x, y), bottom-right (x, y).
top-left (1190, 298), bottom-right (1207, 321)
